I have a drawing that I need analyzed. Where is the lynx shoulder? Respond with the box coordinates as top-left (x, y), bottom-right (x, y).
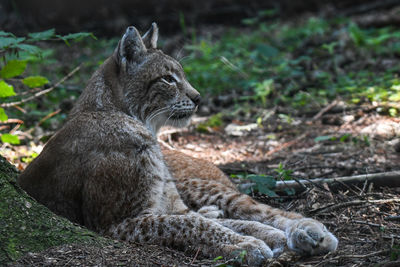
top-left (19, 23), bottom-right (337, 265)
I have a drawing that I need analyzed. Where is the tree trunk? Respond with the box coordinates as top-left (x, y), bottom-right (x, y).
top-left (0, 156), bottom-right (110, 265)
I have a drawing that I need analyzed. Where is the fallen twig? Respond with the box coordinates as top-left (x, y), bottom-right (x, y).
top-left (310, 198), bottom-right (400, 213)
top-left (314, 250), bottom-right (389, 266)
top-left (238, 171), bottom-right (400, 194)
top-left (384, 215), bottom-right (400, 221)
top-left (266, 133), bottom-right (307, 156)
top-left (352, 220), bottom-right (383, 228)
top-left (1, 119), bottom-right (24, 124)
top-left (1, 64), bottom-right (82, 108)
top-left (158, 139), bottom-right (176, 150)
top-left (37, 109), bottom-right (61, 126)
top-left (275, 171), bottom-right (400, 192)
top-left (190, 247), bottom-right (201, 265)
top-left (311, 99), bottom-right (339, 122)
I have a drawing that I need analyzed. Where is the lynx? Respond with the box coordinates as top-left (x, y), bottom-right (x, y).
top-left (18, 23), bottom-right (338, 265)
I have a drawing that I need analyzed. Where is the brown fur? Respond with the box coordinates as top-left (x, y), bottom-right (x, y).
top-left (18, 24), bottom-right (337, 265)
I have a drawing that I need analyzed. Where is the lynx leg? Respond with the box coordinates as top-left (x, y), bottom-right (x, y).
top-left (109, 213), bottom-right (273, 266)
top-left (177, 178), bottom-right (338, 255)
top-left (217, 219), bottom-right (286, 256)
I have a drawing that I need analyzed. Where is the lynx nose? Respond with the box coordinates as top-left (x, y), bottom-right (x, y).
top-left (192, 94), bottom-right (201, 106)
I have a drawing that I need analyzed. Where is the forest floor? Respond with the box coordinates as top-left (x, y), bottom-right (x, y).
top-left (8, 103), bottom-right (400, 266)
top-left (3, 6), bottom-right (400, 267)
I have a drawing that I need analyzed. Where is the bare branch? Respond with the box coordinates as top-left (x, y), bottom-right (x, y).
top-left (238, 171), bottom-right (400, 194)
top-left (1, 64), bottom-right (82, 108)
top-left (311, 99), bottom-right (339, 121)
top-left (275, 171), bottom-right (400, 192)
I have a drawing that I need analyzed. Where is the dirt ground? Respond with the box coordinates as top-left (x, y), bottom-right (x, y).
top-left (8, 102), bottom-right (400, 266)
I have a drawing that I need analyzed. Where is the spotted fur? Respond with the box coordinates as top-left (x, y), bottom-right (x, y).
top-left (18, 24), bottom-right (337, 265)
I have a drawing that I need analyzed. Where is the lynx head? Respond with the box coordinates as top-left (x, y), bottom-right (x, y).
top-left (113, 23), bottom-right (200, 133)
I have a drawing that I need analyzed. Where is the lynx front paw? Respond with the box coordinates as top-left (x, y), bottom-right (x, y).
top-left (286, 218), bottom-right (338, 255)
top-left (197, 205), bottom-right (224, 218)
top-left (236, 237), bottom-right (273, 266)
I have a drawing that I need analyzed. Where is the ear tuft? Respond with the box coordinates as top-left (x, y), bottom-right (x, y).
top-left (142, 22), bottom-right (159, 49)
top-left (114, 26), bottom-right (147, 65)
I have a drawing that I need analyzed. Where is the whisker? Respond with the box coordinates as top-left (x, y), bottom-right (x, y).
top-left (147, 107), bottom-right (169, 123)
top-left (163, 110), bottom-right (176, 128)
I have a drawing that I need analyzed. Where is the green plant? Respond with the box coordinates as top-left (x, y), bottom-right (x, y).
top-left (196, 113), bottom-right (223, 133)
top-left (214, 250), bottom-right (247, 267)
top-left (240, 174), bottom-right (277, 197)
top-left (321, 42), bottom-right (337, 54)
top-left (391, 244), bottom-right (400, 261)
top-left (252, 79), bottom-right (274, 106)
top-left (274, 163), bottom-right (293, 181)
top-left (0, 29), bottom-right (95, 145)
top-left (182, 16), bottom-right (400, 114)
top-left (349, 22), bottom-right (400, 49)
top-left (314, 134), bottom-right (370, 146)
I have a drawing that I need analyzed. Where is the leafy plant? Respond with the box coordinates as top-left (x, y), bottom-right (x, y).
top-left (214, 250), bottom-right (247, 267)
top-left (0, 29), bottom-right (95, 145)
top-left (21, 151), bottom-right (39, 163)
top-left (196, 113), bottom-right (223, 133)
top-left (252, 79), bottom-right (274, 106)
top-left (314, 134), bottom-right (370, 146)
top-left (182, 16), bottom-right (400, 115)
top-left (241, 174), bottom-right (277, 197)
top-left (275, 163), bottom-right (293, 181)
top-left (0, 133), bottom-right (20, 145)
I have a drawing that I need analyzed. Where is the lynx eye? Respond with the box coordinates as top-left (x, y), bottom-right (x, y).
top-left (160, 75), bottom-right (177, 85)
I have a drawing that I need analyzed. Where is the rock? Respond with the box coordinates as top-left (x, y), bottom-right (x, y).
top-left (225, 123), bottom-right (258, 136)
top-left (360, 121), bottom-right (400, 139)
top-left (386, 138), bottom-right (400, 153)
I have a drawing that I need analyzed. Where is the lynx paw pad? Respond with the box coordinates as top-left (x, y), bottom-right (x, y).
top-left (286, 218), bottom-right (338, 255)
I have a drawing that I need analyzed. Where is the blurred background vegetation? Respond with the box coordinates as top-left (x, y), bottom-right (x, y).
top-left (1, 0), bottom-right (400, 168)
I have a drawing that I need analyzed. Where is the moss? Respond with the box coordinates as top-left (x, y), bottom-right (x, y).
top-left (0, 156), bottom-right (112, 265)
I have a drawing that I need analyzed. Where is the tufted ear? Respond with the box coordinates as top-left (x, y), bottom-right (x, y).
top-left (114, 26), bottom-right (147, 66)
top-left (142, 22), bottom-right (159, 49)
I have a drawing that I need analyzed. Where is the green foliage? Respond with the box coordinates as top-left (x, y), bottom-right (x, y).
top-left (314, 135), bottom-right (335, 142)
top-left (252, 79), bottom-right (274, 106)
top-left (196, 113), bottom-right (223, 133)
top-left (21, 152), bottom-right (38, 163)
top-left (1, 134), bottom-right (20, 145)
top-left (236, 174), bottom-right (278, 197)
top-left (214, 250), bottom-right (247, 267)
top-left (349, 22), bottom-right (400, 49)
top-left (57, 32), bottom-right (97, 46)
top-left (0, 108), bottom-right (8, 122)
top-left (27, 29), bottom-right (56, 41)
top-left (242, 9), bottom-right (278, 25)
top-left (315, 134), bottom-right (370, 146)
top-left (0, 60), bottom-right (27, 78)
top-left (275, 163), bottom-right (293, 181)
top-left (213, 255), bottom-right (223, 262)
top-left (22, 76), bottom-right (49, 88)
top-left (183, 15), bottom-right (400, 113)
top-left (0, 29), bottom-right (95, 147)
top-left (0, 29), bottom-right (96, 55)
top-left (274, 163), bottom-right (296, 195)
top-left (0, 80), bottom-right (15, 97)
